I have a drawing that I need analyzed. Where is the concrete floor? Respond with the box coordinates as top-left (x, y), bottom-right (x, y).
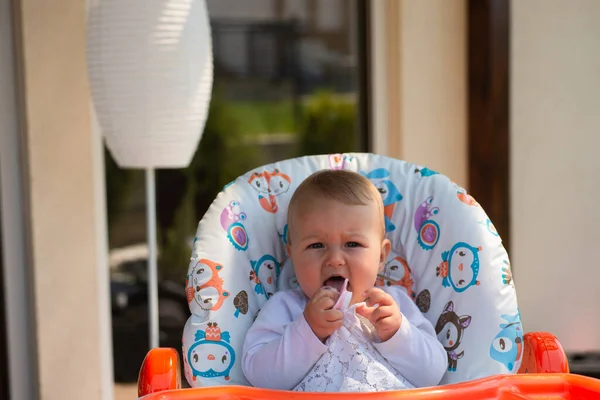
top-left (115, 384), bottom-right (138, 400)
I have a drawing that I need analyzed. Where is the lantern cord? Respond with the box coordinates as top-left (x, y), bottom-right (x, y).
top-left (146, 167), bottom-right (159, 349)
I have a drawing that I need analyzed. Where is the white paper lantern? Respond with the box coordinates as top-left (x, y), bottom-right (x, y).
top-left (86, 0), bottom-right (214, 351)
top-left (87, 0), bottom-right (213, 169)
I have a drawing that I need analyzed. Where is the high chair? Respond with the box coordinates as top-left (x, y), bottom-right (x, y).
top-left (136, 154), bottom-right (600, 399)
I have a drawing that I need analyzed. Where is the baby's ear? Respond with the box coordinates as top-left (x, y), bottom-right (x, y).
top-left (379, 239), bottom-right (391, 271)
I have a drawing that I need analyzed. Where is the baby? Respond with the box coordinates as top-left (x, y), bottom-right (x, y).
top-left (242, 169), bottom-right (446, 392)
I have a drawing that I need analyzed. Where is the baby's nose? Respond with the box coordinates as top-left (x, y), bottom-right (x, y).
top-left (325, 248), bottom-right (345, 267)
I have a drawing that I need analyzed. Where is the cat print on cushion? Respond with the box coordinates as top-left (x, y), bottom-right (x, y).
top-left (220, 200), bottom-right (249, 251)
top-left (478, 218), bottom-right (499, 238)
top-left (501, 260), bottom-right (514, 287)
top-left (186, 259), bottom-right (230, 312)
top-left (329, 153), bottom-right (356, 170)
top-left (249, 254), bottom-right (281, 299)
top-left (414, 196), bottom-right (441, 251)
top-left (248, 168), bottom-right (291, 214)
top-left (436, 242), bottom-right (482, 293)
top-left (452, 181), bottom-right (479, 207)
top-left (490, 312), bottom-right (523, 372)
top-left (188, 323), bottom-right (236, 381)
top-left (435, 301), bottom-right (472, 372)
top-left (278, 224), bottom-right (288, 246)
top-left (360, 168), bottom-right (403, 232)
top-left (375, 256), bottom-right (415, 299)
top-left (414, 166), bottom-right (439, 177)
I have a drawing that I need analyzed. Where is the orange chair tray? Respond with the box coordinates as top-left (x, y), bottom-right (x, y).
top-left (139, 373), bottom-right (600, 400)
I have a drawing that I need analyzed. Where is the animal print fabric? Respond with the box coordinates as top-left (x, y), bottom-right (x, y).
top-left (182, 153), bottom-right (522, 388)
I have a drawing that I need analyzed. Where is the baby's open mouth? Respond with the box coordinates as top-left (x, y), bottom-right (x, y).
top-left (323, 275), bottom-right (350, 292)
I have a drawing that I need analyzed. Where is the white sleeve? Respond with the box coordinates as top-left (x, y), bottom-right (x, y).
top-left (373, 287), bottom-right (447, 388)
top-left (241, 290), bottom-right (328, 390)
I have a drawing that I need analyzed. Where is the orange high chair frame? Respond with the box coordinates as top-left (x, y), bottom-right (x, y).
top-left (137, 332), bottom-right (600, 399)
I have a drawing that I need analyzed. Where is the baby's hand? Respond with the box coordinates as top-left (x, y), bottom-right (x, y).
top-left (304, 287), bottom-right (344, 342)
top-left (356, 288), bottom-right (402, 342)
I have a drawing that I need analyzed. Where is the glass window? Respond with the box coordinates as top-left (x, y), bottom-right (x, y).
top-left (108, 0), bottom-right (366, 385)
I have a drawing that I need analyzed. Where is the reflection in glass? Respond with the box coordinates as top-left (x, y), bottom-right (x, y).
top-left (107, 0), bottom-right (363, 384)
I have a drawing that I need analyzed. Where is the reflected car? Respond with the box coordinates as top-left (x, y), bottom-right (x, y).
top-left (111, 259), bottom-right (189, 383)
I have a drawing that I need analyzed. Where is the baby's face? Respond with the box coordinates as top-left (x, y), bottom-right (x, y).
top-left (286, 197), bottom-right (390, 305)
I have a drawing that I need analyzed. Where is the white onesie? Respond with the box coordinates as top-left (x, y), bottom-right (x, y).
top-left (242, 284), bottom-right (446, 392)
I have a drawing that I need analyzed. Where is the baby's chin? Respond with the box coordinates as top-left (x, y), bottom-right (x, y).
top-left (350, 292), bottom-right (365, 305)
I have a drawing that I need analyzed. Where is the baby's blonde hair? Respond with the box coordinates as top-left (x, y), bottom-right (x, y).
top-left (287, 169), bottom-right (385, 243)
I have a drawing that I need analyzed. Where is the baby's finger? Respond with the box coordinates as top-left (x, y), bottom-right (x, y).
top-left (315, 295), bottom-right (337, 310)
top-left (329, 318), bottom-right (343, 331)
top-left (319, 286), bottom-right (341, 300)
top-left (362, 288), bottom-right (391, 307)
top-left (378, 315), bottom-right (400, 327)
top-left (312, 287), bottom-right (339, 304)
top-left (375, 314), bottom-right (403, 334)
top-left (356, 303), bottom-right (376, 322)
top-left (322, 309), bottom-right (344, 323)
top-left (371, 305), bottom-right (395, 323)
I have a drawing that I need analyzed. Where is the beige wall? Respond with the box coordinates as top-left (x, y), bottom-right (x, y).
top-left (511, 0), bottom-right (600, 352)
top-left (371, 0), bottom-right (467, 187)
top-left (11, 0), bottom-right (109, 398)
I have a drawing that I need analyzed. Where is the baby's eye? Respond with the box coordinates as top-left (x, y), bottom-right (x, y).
top-left (346, 242), bottom-right (360, 248)
top-left (307, 243), bottom-right (323, 249)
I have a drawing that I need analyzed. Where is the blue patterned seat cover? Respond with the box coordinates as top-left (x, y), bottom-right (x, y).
top-left (182, 153), bottom-right (522, 387)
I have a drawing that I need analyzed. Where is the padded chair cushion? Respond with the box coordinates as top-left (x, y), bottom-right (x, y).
top-left (182, 153), bottom-right (522, 387)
